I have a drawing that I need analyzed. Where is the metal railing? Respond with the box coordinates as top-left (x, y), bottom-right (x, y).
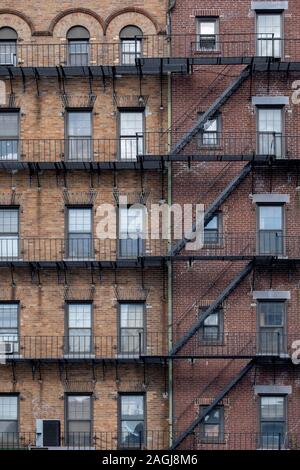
top-left (0, 431), bottom-right (169, 450)
top-left (0, 35), bottom-right (300, 67)
top-left (0, 238), bottom-right (167, 262)
top-left (0, 133), bottom-right (295, 163)
top-left (172, 332), bottom-right (296, 358)
top-left (0, 333), bottom-right (167, 360)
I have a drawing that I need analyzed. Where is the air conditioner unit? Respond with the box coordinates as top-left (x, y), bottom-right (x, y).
top-left (4, 342), bottom-right (14, 354)
top-left (36, 419), bottom-right (61, 448)
top-left (0, 53), bottom-right (16, 66)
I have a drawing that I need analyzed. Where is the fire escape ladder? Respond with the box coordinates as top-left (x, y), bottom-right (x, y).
top-left (171, 260), bottom-right (254, 355)
top-left (171, 359), bottom-right (255, 449)
top-left (170, 161), bottom-right (253, 256)
top-left (172, 65), bottom-right (251, 155)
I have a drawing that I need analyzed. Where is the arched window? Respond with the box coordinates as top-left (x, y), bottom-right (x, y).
top-left (119, 26), bottom-right (143, 65)
top-left (67, 26), bottom-right (90, 66)
top-left (0, 27), bottom-right (17, 66)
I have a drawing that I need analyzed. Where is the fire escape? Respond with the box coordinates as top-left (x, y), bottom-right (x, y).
top-left (167, 31), bottom-right (300, 451)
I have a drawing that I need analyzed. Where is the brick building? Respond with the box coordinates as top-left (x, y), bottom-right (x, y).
top-left (0, 0), bottom-right (300, 451)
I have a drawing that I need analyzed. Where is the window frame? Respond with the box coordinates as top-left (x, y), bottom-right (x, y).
top-left (117, 204), bottom-right (146, 258)
top-left (259, 394), bottom-right (286, 449)
top-left (198, 113), bottom-right (221, 148)
top-left (256, 203), bottom-right (285, 256)
top-left (65, 301), bottom-right (93, 355)
top-left (0, 111), bottom-right (20, 161)
top-left (256, 11), bottom-right (283, 59)
top-left (198, 307), bottom-right (224, 345)
top-left (204, 213), bottom-right (222, 245)
top-left (199, 405), bottom-right (224, 443)
top-left (257, 300), bottom-right (286, 355)
top-left (0, 393), bottom-right (19, 446)
top-left (65, 205), bottom-right (93, 259)
top-left (119, 26), bottom-right (143, 65)
top-left (118, 301), bottom-right (146, 355)
top-left (0, 301), bottom-right (19, 355)
top-left (65, 393), bottom-right (93, 447)
top-left (65, 109), bottom-right (93, 162)
top-left (118, 393), bottom-right (146, 449)
top-left (256, 106), bottom-right (284, 158)
top-left (0, 27), bottom-right (17, 66)
top-left (195, 17), bottom-right (219, 52)
top-left (118, 108), bottom-right (145, 161)
top-left (0, 206), bottom-right (19, 259)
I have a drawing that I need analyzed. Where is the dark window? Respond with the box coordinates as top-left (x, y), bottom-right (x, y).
top-left (204, 214), bottom-right (220, 244)
top-left (258, 301), bottom-right (285, 355)
top-left (198, 308), bottom-right (223, 343)
top-left (0, 27), bottom-right (17, 65)
top-left (196, 18), bottom-right (218, 51)
top-left (199, 115), bottom-right (220, 146)
top-left (257, 107), bottom-right (283, 158)
top-left (0, 112), bottom-right (19, 161)
top-left (199, 406), bottom-right (224, 442)
top-left (120, 26), bottom-right (143, 65)
top-left (0, 395), bottom-right (18, 447)
top-left (118, 205), bottom-right (145, 257)
top-left (0, 303), bottom-right (18, 355)
top-left (66, 394), bottom-right (92, 447)
top-left (119, 303), bottom-right (144, 355)
top-left (119, 110), bottom-right (144, 161)
top-left (66, 111), bottom-right (92, 161)
top-left (67, 26), bottom-right (90, 66)
top-left (0, 208), bottom-right (19, 258)
top-left (257, 205), bottom-right (283, 255)
top-left (257, 13), bottom-right (282, 58)
top-left (119, 394), bottom-right (145, 448)
top-left (67, 207), bottom-right (93, 259)
top-left (260, 395), bottom-right (285, 449)
top-left (66, 303), bottom-right (92, 355)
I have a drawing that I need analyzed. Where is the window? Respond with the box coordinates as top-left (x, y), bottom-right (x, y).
top-left (66, 111), bottom-right (92, 161)
top-left (120, 26), bottom-right (143, 65)
top-left (200, 117), bottom-right (220, 146)
top-left (0, 395), bottom-right (18, 447)
top-left (0, 303), bottom-right (18, 355)
top-left (0, 208), bottom-right (19, 258)
top-left (67, 26), bottom-right (90, 66)
top-left (260, 396), bottom-right (285, 449)
top-left (67, 207), bottom-right (93, 259)
top-left (196, 18), bottom-right (218, 51)
top-left (258, 301), bottom-right (285, 355)
top-left (257, 107), bottom-right (283, 158)
top-left (256, 13), bottom-right (282, 58)
top-left (119, 303), bottom-right (144, 355)
top-left (0, 112), bottom-right (19, 161)
top-left (66, 303), bottom-right (92, 355)
top-left (204, 214), bottom-right (220, 244)
top-left (257, 205), bottom-right (283, 255)
top-left (199, 308), bottom-right (223, 343)
top-left (66, 394), bottom-right (92, 447)
top-left (119, 110), bottom-right (144, 160)
top-left (119, 205), bottom-right (145, 257)
top-left (119, 394), bottom-right (145, 448)
top-left (0, 27), bottom-right (17, 66)
top-left (199, 406), bottom-right (224, 442)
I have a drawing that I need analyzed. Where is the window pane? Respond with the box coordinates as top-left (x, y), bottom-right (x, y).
top-left (121, 395), bottom-right (144, 419)
top-left (68, 209), bottom-right (91, 232)
top-left (259, 302), bottom-right (284, 327)
top-left (68, 396), bottom-right (91, 420)
top-left (257, 15), bottom-right (281, 37)
top-left (259, 206), bottom-right (282, 230)
top-left (68, 304), bottom-right (91, 328)
top-left (261, 396), bottom-right (284, 419)
top-left (204, 312), bottom-right (219, 326)
top-left (120, 113), bottom-right (143, 136)
top-left (68, 113), bottom-right (91, 137)
top-left (0, 396), bottom-right (18, 420)
top-left (204, 408), bottom-right (220, 424)
top-left (0, 210), bottom-right (18, 234)
top-left (204, 424), bottom-right (220, 438)
top-left (205, 216), bottom-right (218, 230)
top-left (0, 114), bottom-right (18, 137)
top-left (0, 421), bottom-right (17, 433)
top-left (120, 304), bottom-right (143, 328)
top-left (0, 304), bottom-right (18, 329)
top-left (199, 21), bottom-right (216, 35)
top-left (258, 109), bottom-right (282, 133)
